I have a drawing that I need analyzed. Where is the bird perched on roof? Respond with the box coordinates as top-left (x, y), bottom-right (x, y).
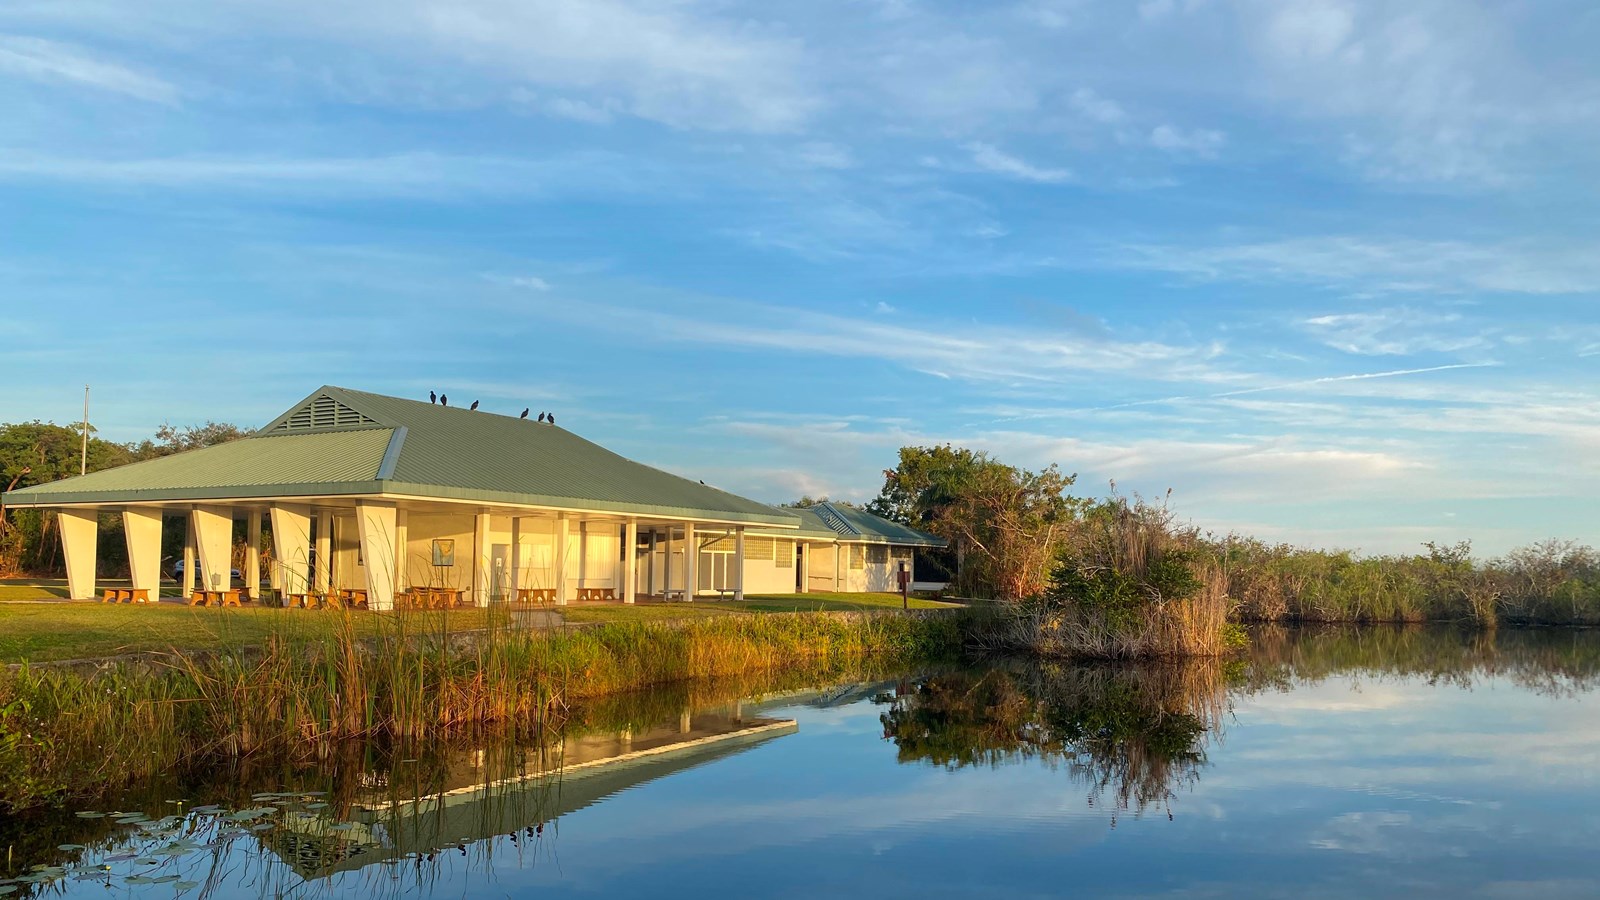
top-left (440, 395), bottom-right (448, 406)
top-left (470, 400), bottom-right (480, 411)
top-left (520, 408), bottom-right (529, 419)
top-left (537, 412), bottom-right (546, 422)
top-left (699, 479), bottom-right (705, 484)
top-left (429, 391), bottom-right (437, 404)
top-left (547, 413), bottom-right (556, 425)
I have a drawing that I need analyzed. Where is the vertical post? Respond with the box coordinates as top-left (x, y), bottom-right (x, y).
top-left (356, 502), bottom-right (398, 611)
top-left (394, 509), bottom-right (409, 592)
top-left (80, 385), bottom-right (89, 476)
top-left (554, 514), bottom-right (570, 605)
top-left (578, 520), bottom-right (588, 591)
top-left (245, 509), bottom-right (261, 600)
top-left (624, 517), bottom-right (638, 604)
top-left (662, 526), bottom-right (673, 598)
top-left (834, 542), bottom-right (842, 592)
top-left (683, 521), bottom-right (697, 601)
top-left (122, 507), bottom-right (162, 602)
top-left (733, 526), bottom-right (746, 601)
top-left (270, 505), bottom-right (312, 599)
top-left (182, 513), bottom-right (196, 597)
top-left (314, 510), bottom-right (332, 593)
top-left (473, 511), bottom-right (491, 606)
top-left (798, 541), bottom-right (809, 594)
top-left (511, 516), bottom-right (524, 600)
top-left (57, 509), bottom-right (98, 600)
top-left (191, 506), bottom-right (233, 593)
top-left (648, 529), bottom-right (659, 597)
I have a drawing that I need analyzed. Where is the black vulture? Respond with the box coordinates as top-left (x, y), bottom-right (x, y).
top-left (537, 412), bottom-right (546, 422)
top-left (520, 408), bottom-right (529, 419)
top-left (470, 400), bottom-right (480, 411)
top-left (429, 390), bottom-right (437, 404)
top-left (440, 395), bottom-right (448, 406)
top-left (547, 413), bottom-right (556, 425)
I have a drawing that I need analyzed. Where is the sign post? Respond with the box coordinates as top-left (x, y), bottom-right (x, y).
top-left (898, 560), bottom-right (909, 611)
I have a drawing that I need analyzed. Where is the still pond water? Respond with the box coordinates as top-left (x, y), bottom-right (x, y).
top-left (4, 627), bottom-right (1600, 899)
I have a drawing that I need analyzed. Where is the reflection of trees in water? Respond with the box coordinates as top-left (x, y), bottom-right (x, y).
top-left (1243, 625), bottom-right (1600, 698)
top-left (877, 661), bottom-right (1231, 821)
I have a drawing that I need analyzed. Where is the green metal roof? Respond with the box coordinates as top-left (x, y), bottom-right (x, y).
top-left (3, 386), bottom-right (799, 527)
top-left (757, 501), bottom-right (947, 548)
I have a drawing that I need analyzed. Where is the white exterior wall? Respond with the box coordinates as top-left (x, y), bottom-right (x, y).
top-left (403, 513), bottom-right (476, 591)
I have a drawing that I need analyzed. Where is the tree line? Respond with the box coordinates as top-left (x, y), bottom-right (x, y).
top-left (0, 421), bottom-right (248, 575)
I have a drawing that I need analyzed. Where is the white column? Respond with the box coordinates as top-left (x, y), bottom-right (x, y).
top-left (582, 515), bottom-right (595, 592)
top-left (473, 511), bottom-right (491, 606)
top-left (357, 502), bottom-right (398, 611)
top-left (511, 516), bottom-right (525, 598)
top-left (245, 509), bottom-right (261, 599)
top-left (798, 541), bottom-right (810, 594)
top-left (683, 521), bottom-right (697, 601)
top-left (647, 529), bottom-right (659, 596)
top-left (394, 509), bottom-right (409, 592)
top-left (834, 542), bottom-right (843, 592)
top-left (733, 526), bottom-right (746, 601)
top-left (314, 510), bottom-right (333, 593)
top-left (192, 506), bottom-right (233, 593)
top-left (624, 518), bottom-right (638, 604)
top-left (662, 527), bottom-right (673, 597)
top-left (270, 505), bottom-right (312, 597)
top-left (58, 509), bottom-right (98, 600)
top-left (182, 513), bottom-right (196, 597)
top-left (123, 508), bottom-right (162, 602)
top-left (554, 514), bottom-right (570, 605)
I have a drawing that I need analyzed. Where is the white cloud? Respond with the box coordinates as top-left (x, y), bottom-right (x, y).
top-left (1149, 124), bottom-right (1225, 157)
top-left (966, 142), bottom-right (1073, 184)
top-left (1302, 308), bottom-right (1489, 356)
top-left (793, 142), bottom-right (854, 170)
top-left (0, 34), bottom-right (177, 103)
top-left (1069, 87), bottom-right (1125, 125)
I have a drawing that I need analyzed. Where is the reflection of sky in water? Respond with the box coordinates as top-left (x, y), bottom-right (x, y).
top-left (11, 646), bottom-right (1600, 899)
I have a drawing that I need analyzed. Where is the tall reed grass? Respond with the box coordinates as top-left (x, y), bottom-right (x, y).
top-left (0, 608), bottom-right (963, 811)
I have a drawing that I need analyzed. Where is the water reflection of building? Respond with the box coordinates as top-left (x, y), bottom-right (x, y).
top-left (266, 706), bottom-right (797, 879)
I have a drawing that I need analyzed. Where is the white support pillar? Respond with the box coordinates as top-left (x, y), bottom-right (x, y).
top-left (798, 541), bottom-right (810, 594)
top-left (624, 518), bottom-right (638, 604)
top-left (662, 527), bottom-right (673, 597)
top-left (182, 514), bottom-right (196, 597)
top-left (191, 506), bottom-right (233, 593)
top-left (554, 514), bottom-right (571, 605)
top-left (58, 509), bottom-right (98, 600)
top-left (581, 520), bottom-right (596, 595)
top-left (473, 511), bottom-right (491, 607)
top-left (122, 507), bottom-right (162, 603)
top-left (683, 521), bottom-right (697, 601)
top-left (834, 542), bottom-right (843, 592)
top-left (394, 509), bottom-right (409, 592)
top-left (314, 510), bottom-right (333, 593)
top-left (733, 526), bottom-right (746, 601)
top-left (270, 505), bottom-right (312, 598)
top-left (245, 509), bottom-right (261, 599)
top-left (647, 529), bottom-right (659, 596)
top-left (356, 502), bottom-right (398, 611)
top-left (511, 516), bottom-right (525, 598)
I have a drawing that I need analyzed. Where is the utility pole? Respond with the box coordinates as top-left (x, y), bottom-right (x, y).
top-left (80, 385), bottom-right (89, 476)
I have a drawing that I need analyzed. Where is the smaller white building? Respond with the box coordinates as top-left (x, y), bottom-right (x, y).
top-left (729, 501), bottom-right (947, 596)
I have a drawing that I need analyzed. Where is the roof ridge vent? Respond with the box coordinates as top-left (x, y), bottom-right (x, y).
top-left (270, 393), bottom-right (381, 432)
top-left (814, 502), bottom-right (856, 537)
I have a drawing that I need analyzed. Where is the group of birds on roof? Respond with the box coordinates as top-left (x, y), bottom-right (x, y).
top-left (428, 391), bottom-right (554, 424)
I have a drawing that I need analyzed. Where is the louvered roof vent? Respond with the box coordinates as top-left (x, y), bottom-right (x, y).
top-left (270, 393), bottom-right (381, 432)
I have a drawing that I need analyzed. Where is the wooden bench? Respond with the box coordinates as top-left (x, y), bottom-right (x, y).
top-left (337, 589), bottom-right (369, 609)
top-left (515, 587), bottom-right (557, 604)
top-left (189, 589), bottom-right (242, 607)
top-left (100, 588), bottom-right (152, 604)
top-left (575, 587), bottom-right (618, 602)
top-left (401, 587), bottom-right (465, 609)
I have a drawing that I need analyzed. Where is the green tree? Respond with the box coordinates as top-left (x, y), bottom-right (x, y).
top-left (868, 445), bottom-right (1080, 599)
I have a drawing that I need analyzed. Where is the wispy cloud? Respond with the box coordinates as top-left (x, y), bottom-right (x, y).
top-left (966, 142), bottom-right (1073, 184)
top-left (0, 34), bottom-right (177, 103)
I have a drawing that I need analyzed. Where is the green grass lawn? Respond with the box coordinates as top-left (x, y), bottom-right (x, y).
top-left (0, 584), bottom-right (69, 601)
top-left (558, 592), bottom-right (963, 624)
top-left (0, 591), bottom-right (965, 663)
top-left (0, 604), bottom-right (500, 664)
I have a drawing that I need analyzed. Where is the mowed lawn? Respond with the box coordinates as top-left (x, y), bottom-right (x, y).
top-left (560, 592), bottom-right (963, 624)
top-left (0, 591), bottom-right (964, 663)
top-left (0, 604), bottom-right (501, 664)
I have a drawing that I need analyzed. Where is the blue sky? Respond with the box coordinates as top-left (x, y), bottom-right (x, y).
top-left (4, 0), bottom-right (1599, 555)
